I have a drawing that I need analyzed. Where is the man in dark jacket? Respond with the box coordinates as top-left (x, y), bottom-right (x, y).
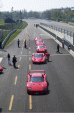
top-left (12, 55), bottom-right (17, 68)
top-left (7, 53), bottom-right (11, 65)
top-left (17, 39), bottom-right (20, 48)
top-left (56, 44), bottom-right (60, 53)
top-left (45, 53), bottom-right (50, 62)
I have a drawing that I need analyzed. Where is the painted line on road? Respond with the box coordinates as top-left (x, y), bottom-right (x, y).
top-left (22, 47), bottom-right (23, 50)
top-left (50, 54), bottom-right (70, 56)
top-left (29, 47), bottom-right (30, 50)
top-left (0, 58), bottom-right (3, 63)
top-left (29, 95), bottom-right (32, 109)
top-left (14, 76), bottom-right (17, 85)
top-left (19, 57), bottom-right (21, 61)
top-left (29, 57), bottom-right (31, 61)
top-left (29, 64), bottom-right (31, 70)
top-left (21, 51), bottom-right (22, 54)
top-left (9, 95), bottom-right (14, 110)
top-left (17, 65), bottom-right (20, 70)
top-left (29, 51), bottom-right (31, 54)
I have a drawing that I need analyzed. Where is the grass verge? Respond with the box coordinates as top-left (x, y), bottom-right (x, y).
top-left (4, 21), bottom-right (28, 47)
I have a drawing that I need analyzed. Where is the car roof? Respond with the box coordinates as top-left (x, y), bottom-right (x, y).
top-left (37, 45), bottom-right (45, 46)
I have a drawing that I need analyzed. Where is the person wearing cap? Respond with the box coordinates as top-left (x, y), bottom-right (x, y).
top-left (45, 52), bottom-right (50, 62)
top-left (12, 55), bottom-right (17, 68)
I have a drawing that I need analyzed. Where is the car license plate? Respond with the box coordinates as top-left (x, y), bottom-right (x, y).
top-left (35, 92), bottom-right (39, 94)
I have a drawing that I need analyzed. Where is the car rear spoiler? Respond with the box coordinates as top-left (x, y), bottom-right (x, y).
top-left (28, 70), bottom-right (45, 74)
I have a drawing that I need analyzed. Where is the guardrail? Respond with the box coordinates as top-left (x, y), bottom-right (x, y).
top-left (1, 22), bottom-right (23, 48)
top-left (40, 23), bottom-right (74, 45)
top-left (39, 24), bottom-right (74, 51)
top-left (2, 29), bottom-right (17, 48)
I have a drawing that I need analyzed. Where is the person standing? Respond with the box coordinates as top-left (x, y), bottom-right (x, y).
top-left (56, 44), bottom-right (60, 53)
top-left (45, 52), bottom-right (50, 62)
top-left (7, 53), bottom-right (11, 65)
top-left (24, 39), bottom-right (26, 48)
top-left (12, 55), bottom-right (17, 68)
top-left (17, 39), bottom-right (20, 48)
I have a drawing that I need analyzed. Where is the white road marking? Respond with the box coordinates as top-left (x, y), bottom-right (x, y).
top-left (0, 58), bottom-right (3, 63)
top-left (50, 54), bottom-right (70, 56)
top-left (2, 54), bottom-right (70, 58)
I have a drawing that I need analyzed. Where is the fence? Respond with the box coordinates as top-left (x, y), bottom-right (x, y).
top-left (40, 22), bottom-right (74, 45)
top-left (39, 23), bottom-right (74, 51)
top-left (1, 21), bottom-right (23, 48)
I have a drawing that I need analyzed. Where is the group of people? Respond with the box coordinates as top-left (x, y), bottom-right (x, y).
top-left (7, 53), bottom-right (17, 68)
top-left (7, 39), bottom-right (27, 68)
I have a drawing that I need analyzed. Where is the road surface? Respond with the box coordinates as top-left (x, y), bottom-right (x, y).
top-left (0, 19), bottom-right (74, 112)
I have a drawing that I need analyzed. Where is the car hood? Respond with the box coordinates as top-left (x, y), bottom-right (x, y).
top-left (34, 57), bottom-right (44, 61)
top-left (27, 82), bottom-right (47, 91)
top-left (39, 48), bottom-right (46, 50)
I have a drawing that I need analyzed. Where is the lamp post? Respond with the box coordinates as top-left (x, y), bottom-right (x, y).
top-left (11, 7), bottom-right (13, 30)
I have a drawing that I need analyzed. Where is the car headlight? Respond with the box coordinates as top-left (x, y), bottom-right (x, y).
top-left (42, 58), bottom-right (45, 61)
top-left (28, 88), bottom-right (31, 91)
top-left (43, 88), bottom-right (46, 90)
top-left (32, 58), bottom-right (34, 61)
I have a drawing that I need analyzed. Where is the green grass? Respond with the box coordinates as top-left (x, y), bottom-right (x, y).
top-left (0, 19), bottom-right (5, 25)
top-left (5, 21), bottom-right (28, 47)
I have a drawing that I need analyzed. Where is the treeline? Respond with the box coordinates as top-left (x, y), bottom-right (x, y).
top-left (0, 7), bottom-right (74, 22)
top-left (22, 7), bottom-right (74, 22)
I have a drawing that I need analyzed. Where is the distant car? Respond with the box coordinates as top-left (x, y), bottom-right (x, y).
top-left (36, 45), bottom-right (47, 53)
top-left (36, 40), bottom-right (45, 45)
top-left (32, 53), bottom-right (46, 63)
top-left (0, 66), bottom-right (3, 73)
top-left (27, 70), bottom-right (47, 94)
top-left (35, 36), bottom-right (42, 42)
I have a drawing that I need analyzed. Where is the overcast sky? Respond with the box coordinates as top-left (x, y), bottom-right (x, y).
top-left (0, 0), bottom-right (74, 12)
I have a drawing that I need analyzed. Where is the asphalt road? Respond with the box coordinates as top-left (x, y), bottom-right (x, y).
top-left (0, 19), bottom-right (74, 112)
top-left (38, 19), bottom-right (74, 33)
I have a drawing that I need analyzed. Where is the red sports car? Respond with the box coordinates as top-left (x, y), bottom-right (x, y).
top-left (36, 40), bottom-right (45, 45)
top-left (27, 70), bottom-right (47, 94)
top-left (32, 53), bottom-right (46, 63)
top-left (35, 36), bottom-right (42, 42)
top-left (36, 45), bottom-right (47, 53)
top-left (0, 66), bottom-right (3, 73)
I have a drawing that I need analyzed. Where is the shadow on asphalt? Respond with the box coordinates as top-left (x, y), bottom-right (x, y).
top-left (0, 49), bottom-right (7, 52)
top-left (0, 72), bottom-right (4, 75)
top-left (14, 66), bottom-right (19, 69)
top-left (56, 52), bottom-right (63, 54)
top-left (0, 108), bottom-right (2, 113)
top-left (2, 67), bottom-right (6, 69)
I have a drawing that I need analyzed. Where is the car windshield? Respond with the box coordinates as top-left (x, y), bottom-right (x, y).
top-left (37, 41), bottom-right (43, 43)
top-left (38, 46), bottom-right (45, 48)
top-left (34, 54), bottom-right (43, 57)
top-left (30, 77), bottom-right (44, 82)
top-left (36, 37), bottom-right (41, 39)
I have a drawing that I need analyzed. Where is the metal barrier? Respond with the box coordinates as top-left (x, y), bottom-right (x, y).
top-left (1, 22), bottom-right (23, 48)
top-left (39, 24), bottom-right (74, 51)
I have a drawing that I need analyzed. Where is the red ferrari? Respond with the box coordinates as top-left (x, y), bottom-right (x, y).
top-left (32, 53), bottom-right (46, 63)
top-left (0, 66), bottom-right (3, 73)
top-left (27, 70), bottom-right (47, 94)
top-left (36, 45), bottom-right (47, 53)
top-left (36, 40), bottom-right (45, 45)
top-left (35, 36), bottom-right (42, 42)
